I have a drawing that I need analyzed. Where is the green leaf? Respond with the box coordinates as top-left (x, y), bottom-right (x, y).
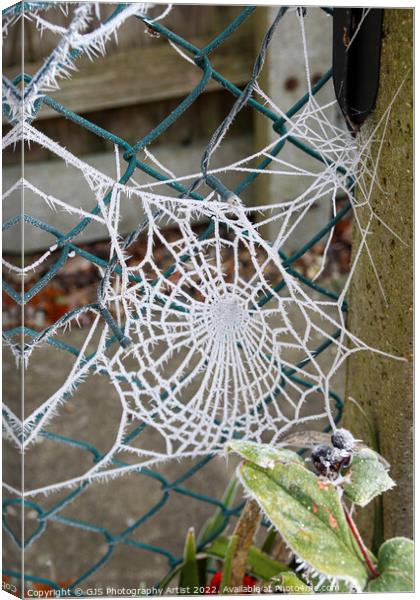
top-left (273, 572), bottom-right (313, 593)
top-left (343, 449), bottom-right (395, 507)
top-left (237, 458), bottom-right (369, 591)
top-left (159, 553), bottom-right (208, 592)
top-left (179, 528), bottom-right (200, 592)
top-left (261, 528), bottom-right (277, 554)
top-left (367, 537), bottom-right (414, 592)
top-left (207, 535), bottom-right (290, 580)
top-left (207, 535), bottom-right (311, 592)
top-left (197, 476), bottom-right (238, 586)
top-left (227, 440), bottom-right (303, 469)
top-left (198, 476), bottom-right (238, 544)
top-left (159, 563), bottom-right (185, 591)
top-left (220, 534), bottom-right (238, 593)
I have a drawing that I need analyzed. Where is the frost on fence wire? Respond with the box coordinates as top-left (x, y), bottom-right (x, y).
top-left (2, 0), bottom-right (401, 582)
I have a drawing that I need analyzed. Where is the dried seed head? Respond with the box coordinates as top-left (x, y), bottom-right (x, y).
top-left (311, 444), bottom-right (334, 477)
top-left (331, 428), bottom-right (356, 451)
top-left (311, 444), bottom-right (351, 480)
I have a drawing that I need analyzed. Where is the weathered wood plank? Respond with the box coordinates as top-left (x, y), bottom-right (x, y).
top-left (3, 5), bottom-right (242, 67)
top-left (253, 7), bottom-right (337, 249)
top-left (4, 23), bottom-right (253, 120)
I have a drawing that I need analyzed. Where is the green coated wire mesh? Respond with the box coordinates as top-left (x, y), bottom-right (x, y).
top-left (2, 2), bottom-right (374, 595)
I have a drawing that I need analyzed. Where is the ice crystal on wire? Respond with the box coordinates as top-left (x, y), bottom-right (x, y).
top-left (2, 2), bottom-right (164, 123)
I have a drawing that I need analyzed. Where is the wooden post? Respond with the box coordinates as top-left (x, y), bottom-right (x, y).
top-left (344, 9), bottom-right (413, 546)
top-left (253, 7), bottom-right (336, 249)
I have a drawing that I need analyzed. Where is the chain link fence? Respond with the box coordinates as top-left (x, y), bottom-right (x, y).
top-left (2, 3), bottom-right (353, 594)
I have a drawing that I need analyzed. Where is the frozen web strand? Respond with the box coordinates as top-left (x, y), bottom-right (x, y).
top-left (2, 7), bottom-right (406, 498)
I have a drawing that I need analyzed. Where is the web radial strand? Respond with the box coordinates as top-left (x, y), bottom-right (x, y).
top-left (102, 213), bottom-right (346, 463)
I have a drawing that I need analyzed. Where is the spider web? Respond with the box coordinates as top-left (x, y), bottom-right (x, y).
top-left (2, 4), bottom-right (403, 498)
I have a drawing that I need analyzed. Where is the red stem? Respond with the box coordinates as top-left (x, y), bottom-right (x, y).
top-left (343, 503), bottom-right (379, 578)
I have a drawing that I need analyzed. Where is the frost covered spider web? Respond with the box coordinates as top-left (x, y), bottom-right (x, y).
top-left (2, 4), bottom-right (403, 497)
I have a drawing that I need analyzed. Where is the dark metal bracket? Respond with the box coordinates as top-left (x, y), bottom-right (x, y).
top-left (333, 8), bottom-right (384, 134)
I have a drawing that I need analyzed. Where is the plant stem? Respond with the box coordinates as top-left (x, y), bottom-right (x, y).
top-left (229, 499), bottom-right (260, 589)
top-left (343, 504), bottom-right (379, 578)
